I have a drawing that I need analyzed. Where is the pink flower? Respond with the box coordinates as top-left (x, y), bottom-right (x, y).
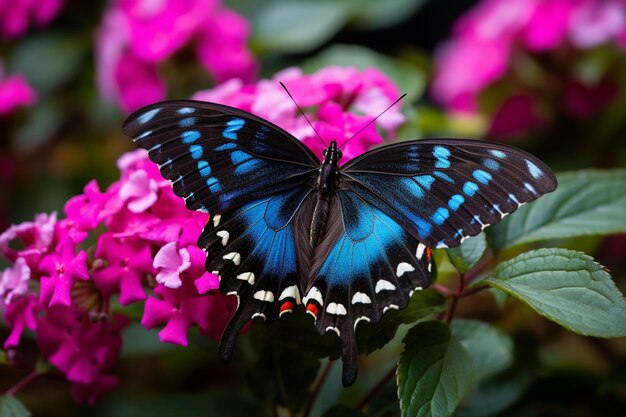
top-left (0, 211), bottom-right (57, 263)
top-left (193, 66), bottom-right (404, 162)
top-left (141, 279), bottom-right (215, 346)
top-left (0, 257), bottom-right (30, 305)
top-left (0, 63), bottom-right (36, 114)
top-left (2, 294), bottom-right (38, 349)
top-left (569, 0), bottom-right (626, 49)
top-left (488, 94), bottom-right (545, 137)
top-left (119, 169), bottom-right (160, 213)
top-left (153, 242), bottom-right (191, 289)
top-left (39, 238), bottom-right (89, 307)
top-left (95, 0), bottom-right (257, 112)
top-left (36, 305), bottom-right (128, 400)
top-left (0, 0), bottom-right (64, 39)
top-left (93, 234), bottom-right (152, 305)
top-left (523, 0), bottom-right (573, 51)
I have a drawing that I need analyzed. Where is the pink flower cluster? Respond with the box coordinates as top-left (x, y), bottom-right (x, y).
top-left (0, 66), bottom-right (402, 402)
top-left (433, 0), bottom-right (626, 136)
top-left (0, 151), bottom-right (233, 403)
top-left (193, 66), bottom-right (404, 161)
top-left (0, 61), bottom-right (36, 115)
top-left (96, 0), bottom-right (258, 113)
top-left (0, 0), bottom-right (64, 39)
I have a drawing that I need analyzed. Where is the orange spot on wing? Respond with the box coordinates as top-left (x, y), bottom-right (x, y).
top-left (426, 247), bottom-right (432, 261)
top-left (306, 303), bottom-right (319, 316)
top-left (280, 301), bottom-right (294, 313)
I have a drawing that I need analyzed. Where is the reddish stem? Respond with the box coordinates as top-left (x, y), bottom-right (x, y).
top-left (356, 364), bottom-right (397, 411)
top-left (5, 368), bottom-right (40, 397)
top-left (302, 360), bottom-right (334, 417)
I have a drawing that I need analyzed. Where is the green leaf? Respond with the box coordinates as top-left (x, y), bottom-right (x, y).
top-left (450, 320), bottom-right (513, 381)
top-left (357, 290), bottom-right (446, 354)
top-left (397, 321), bottom-right (476, 417)
top-left (454, 367), bottom-right (534, 417)
top-left (347, 0), bottom-right (427, 30)
top-left (484, 248), bottom-right (626, 337)
top-left (9, 32), bottom-right (86, 96)
top-left (252, 1), bottom-right (350, 53)
top-left (303, 44), bottom-right (426, 102)
top-left (446, 233), bottom-right (487, 274)
top-left (0, 397), bottom-right (31, 417)
top-left (489, 169), bottom-right (626, 251)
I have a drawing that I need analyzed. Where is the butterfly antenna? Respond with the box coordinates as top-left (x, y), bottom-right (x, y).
top-left (338, 93), bottom-right (407, 149)
top-left (280, 82), bottom-right (327, 147)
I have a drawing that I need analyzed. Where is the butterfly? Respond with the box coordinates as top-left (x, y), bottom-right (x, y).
top-left (123, 100), bottom-right (557, 386)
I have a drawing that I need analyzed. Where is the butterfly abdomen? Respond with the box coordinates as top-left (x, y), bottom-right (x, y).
top-left (310, 141), bottom-right (342, 247)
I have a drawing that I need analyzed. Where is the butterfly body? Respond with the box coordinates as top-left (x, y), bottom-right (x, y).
top-left (123, 100), bottom-right (557, 386)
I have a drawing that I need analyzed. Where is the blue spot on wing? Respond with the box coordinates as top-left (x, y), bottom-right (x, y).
top-left (223, 118), bottom-right (245, 140)
top-left (138, 108), bottom-right (160, 124)
top-left (414, 175), bottom-right (435, 190)
top-left (190, 144), bottom-right (203, 159)
top-left (433, 146), bottom-right (451, 169)
top-left (198, 160), bottom-right (211, 177)
top-left (177, 107), bottom-right (195, 114)
top-left (180, 117), bottom-right (196, 128)
top-left (473, 170), bottom-right (492, 184)
top-left (182, 131), bottom-right (201, 143)
top-left (526, 160), bottom-right (543, 178)
top-left (489, 149), bottom-right (506, 159)
top-left (463, 182), bottom-right (478, 196)
top-left (448, 194), bottom-right (464, 211)
top-left (483, 158), bottom-right (500, 171)
top-left (432, 207), bottom-right (450, 225)
top-left (215, 143), bottom-right (237, 151)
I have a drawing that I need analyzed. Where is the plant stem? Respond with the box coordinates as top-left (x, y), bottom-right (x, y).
top-left (303, 360), bottom-right (334, 417)
top-left (445, 273), bottom-right (466, 324)
top-left (431, 283), bottom-right (454, 296)
top-left (5, 368), bottom-right (40, 397)
top-left (356, 364), bottom-right (397, 411)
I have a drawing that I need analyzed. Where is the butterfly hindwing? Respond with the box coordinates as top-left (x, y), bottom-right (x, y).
top-left (303, 190), bottom-right (432, 386)
top-left (342, 139), bottom-right (557, 249)
top-left (198, 186), bottom-right (315, 362)
top-left (122, 100), bottom-right (319, 214)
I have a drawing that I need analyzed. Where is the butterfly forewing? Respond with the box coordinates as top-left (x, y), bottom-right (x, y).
top-left (341, 139), bottom-right (557, 249)
top-left (122, 100), bottom-right (320, 214)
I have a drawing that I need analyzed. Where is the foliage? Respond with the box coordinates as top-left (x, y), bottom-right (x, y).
top-left (1, 0), bottom-right (625, 416)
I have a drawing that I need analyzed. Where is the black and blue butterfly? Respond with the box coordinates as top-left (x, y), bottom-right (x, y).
top-left (122, 100), bottom-right (557, 386)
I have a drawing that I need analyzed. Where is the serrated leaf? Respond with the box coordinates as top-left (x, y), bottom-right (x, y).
top-left (484, 248), bottom-right (626, 337)
top-left (398, 321), bottom-right (476, 417)
top-left (252, 1), bottom-right (350, 53)
top-left (489, 169), bottom-right (626, 251)
top-left (357, 289), bottom-right (446, 354)
top-left (302, 44), bottom-right (425, 102)
top-left (446, 233), bottom-right (487, 274)
top-left (450, 320), bottom-right (514, 380)
top-left (0, 397), bottom-right (31, 417)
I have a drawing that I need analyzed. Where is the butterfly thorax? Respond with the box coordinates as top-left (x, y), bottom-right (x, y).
top-left (310, 141), bottom-right (342, 247)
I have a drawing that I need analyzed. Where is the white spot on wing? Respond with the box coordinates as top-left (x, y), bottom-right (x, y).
top-left (236, 272), bottom-right (255, 285)
top-left (351, 292), bottom-right (372, 304)
top-left (375, 280), bottom-right (396, 293)
top-left (326, 326), bottom-right (341, 336)
top-left (278, 285), bottom-right (301, 304)
top-left (216, 230), bottom-right (229, 246)
top-left (223, 252), bottom-right (241, 266)
top-left (354, 316), bottom-right (371, 330)
top-left (303, 286), bottom-right (324, 306)
top-left (253, 290), bottom-right (275, 302)
top-left (227, 291), bottom-right (240, 308)
top-left (396, 262), bottom-right (415, 277)
top-left (326, 302), bottom-right (347, 315)
top-left (383, 304), bottom-right (399, 313)
top-left (416, 243), bottom-right (427, 259)
top-left (251, 312), bottom-right (266, 321)
top-left (213, 214), bottom-right (222, 227)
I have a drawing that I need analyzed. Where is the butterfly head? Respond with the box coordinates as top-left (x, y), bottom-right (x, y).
top-left (322, 141), bottom-right (343, 165)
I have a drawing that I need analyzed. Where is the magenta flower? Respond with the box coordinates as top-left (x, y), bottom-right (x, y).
top-left (36, 305), bottom-right (128, 397)
top-left (193, 66), bottom-right (404, 162)
top-left (0, 0), bottom-right (64, 39)
top-left (95, 0), bottom-right (257, 112)
top-left (141, 279), bottom-right (214, 346)
top-left (0, 63), bottom-right (36, 115)
top-left (153, 242), bottom-right (191, 289)
top-left (93, 234), bottom-right (153, 305)
top-left (0, 257), bottom-right (30, 305)
top-left (119, 168), bottom-right (160, 213)
top-left (3, 294), bottom-right (38, 349)
top-left (39, 237), bottom-right (89, 307)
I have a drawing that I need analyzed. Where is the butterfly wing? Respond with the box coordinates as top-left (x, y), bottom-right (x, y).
top-left (302, 190), bottom-right (433, 386)
top-left (123, 100), bottom-right (321, 361)
top-left (122, 100), bottom-right (320, 214)
top-left (341, 139), bottom-right (557, 249)
top-left (305, 139), bottom-right (556, 385)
